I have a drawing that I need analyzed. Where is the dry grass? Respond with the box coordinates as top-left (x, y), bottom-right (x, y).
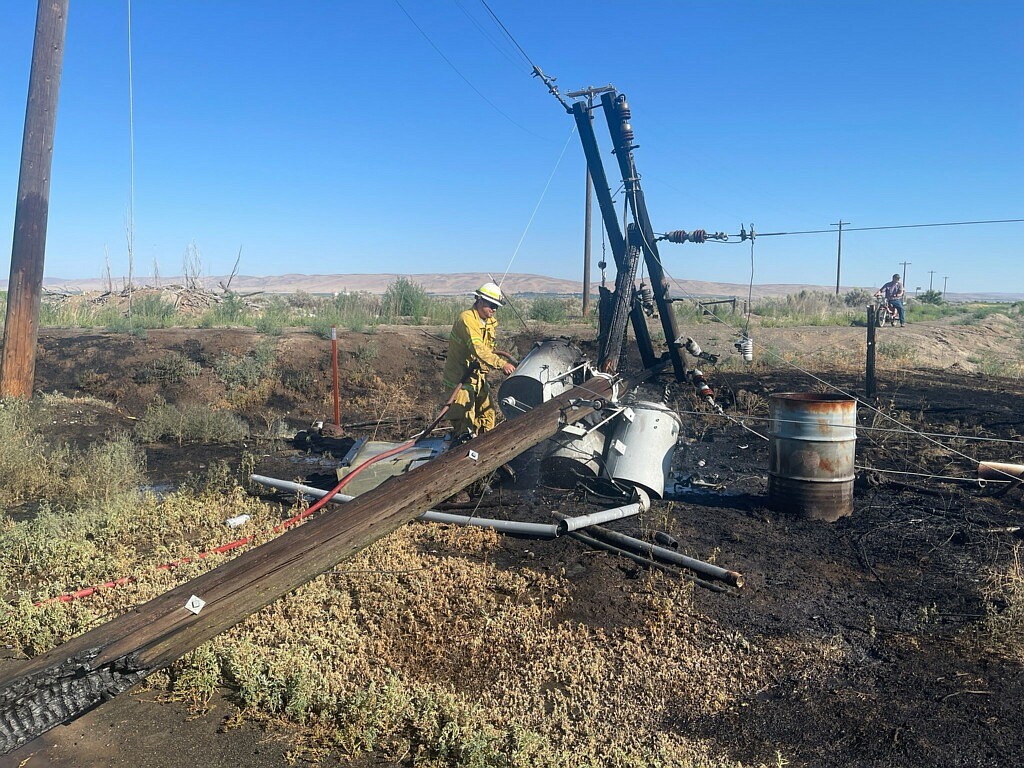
top-left (136, 523), bottom-right (799, 766)
top-left (0, 399), bottom-right (145, 507)
top-left (982, 544), bottom-right (1024, 662)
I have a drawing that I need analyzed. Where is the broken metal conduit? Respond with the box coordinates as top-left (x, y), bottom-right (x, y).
top-left (555, 488), bottom-right (649, 533)
top-left (251, 474), bottom-right (559, 537)
top-left (553, 514), bottom-right (745, 589)
top-left (564, 529), bottom-right (727, 593)
top-left (250, 475), bottom-right (646, 539)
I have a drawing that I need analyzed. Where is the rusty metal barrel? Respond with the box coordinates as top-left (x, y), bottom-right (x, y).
top-left (767, 393), bottom-right (857, 521)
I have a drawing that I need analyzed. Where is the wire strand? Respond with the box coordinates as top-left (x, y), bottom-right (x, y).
top-left (393, 0), bottom-right (542, 138)
top-left (479, 0), bottom-right (536, 69)
top-left (126, 0), bottom-right (135, 321)
top-left (748, 218), bottom-right (1024, 239)
top-left (674, 408), bottom-right (1024, 447)
top-left (499, 122), bottom-right (577, 285)
top-left (453, 0), bottom-right (523, 68)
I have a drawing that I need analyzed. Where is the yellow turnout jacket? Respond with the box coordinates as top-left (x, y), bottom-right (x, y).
top-left (443, 308), bottom-right (503, 388)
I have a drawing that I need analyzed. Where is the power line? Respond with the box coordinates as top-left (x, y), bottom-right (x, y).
top-left (479, 0), bottom-right (571, 112)
top-left (453, 0), bottom-right (523, 68)
top-left (749, 217), bottom-right (1024, 239)
top-left (479, 0), bottom-right (536, 69)
top-left (393, 0), bottom-right (541, 138)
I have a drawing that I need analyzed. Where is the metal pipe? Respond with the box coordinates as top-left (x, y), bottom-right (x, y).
top-left (556, 488), bottom-right (649, 533)
top-left (556, 516), bottom-right (744, 588)
top-left (250, 475), bottom-right (559, 537)
top-left (654, 531), bottom-right (679, 549)
top-left (565, 529), bottom-right (726, 593)
top-left (419, 511), bottom-right (558, 538)
top-left (978, 461), bottom-right (1024, 481)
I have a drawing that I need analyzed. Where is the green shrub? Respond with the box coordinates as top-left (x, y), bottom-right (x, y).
top-left (756, 291), bottom-right (856, 327)
top-left (136, 352), bottom-right (201, 384)
top-left (129, 294), bottom-right (177, 328)
top-left (844, 288), bottom-right (874, 307)
top-left (197, 292), bottom-right (255, 328)
top-left (528, 296), bottom-right (569, 324)
top-left (213, 342), bottom-right (277, 390)
top-left (135, 400), bottom-right (249, 443)
top-left (382, 277), bottom-right (429, 322)
top-left (0, 401), bottom-right (145, 506)
top-left (255, 298), bottom-right (290, 336)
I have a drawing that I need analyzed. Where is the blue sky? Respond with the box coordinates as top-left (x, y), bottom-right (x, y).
top-left (1, 1), bottom-right (1021, 294)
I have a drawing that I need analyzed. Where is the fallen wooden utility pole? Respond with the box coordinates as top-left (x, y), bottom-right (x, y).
top-left (0, 367), bottom-right (657, 755)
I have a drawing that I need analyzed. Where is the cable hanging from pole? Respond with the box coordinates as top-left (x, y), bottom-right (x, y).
top-left (479, 0), bottom-right (572, 112)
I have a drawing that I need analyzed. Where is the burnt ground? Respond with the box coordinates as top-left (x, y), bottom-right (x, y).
top-left (2, 322), bottom-right (1024, 767)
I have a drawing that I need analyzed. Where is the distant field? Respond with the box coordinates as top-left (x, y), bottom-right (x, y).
top-left (14, 272), bottom-right (1023, 302)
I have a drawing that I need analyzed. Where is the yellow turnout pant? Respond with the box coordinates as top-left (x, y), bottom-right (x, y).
top-left (447, 376), bottom-right (496, 436)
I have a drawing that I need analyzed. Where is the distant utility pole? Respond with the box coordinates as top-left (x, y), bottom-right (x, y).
top-left (1, 0), bottom-right (69, 399)
top-left (831, 220), bottom-right (848, 295)
top-left (566, 84), bottom-right (615, 318)
top-left (928, 270), bottom-right (936, 291)
top-left (942, 275), bottom-right (949, 296)
top-left (899, 260), bottom-right (912, 286)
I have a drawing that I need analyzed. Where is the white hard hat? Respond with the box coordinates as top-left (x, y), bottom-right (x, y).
top-left (474, 281), bottom-right (504, 307)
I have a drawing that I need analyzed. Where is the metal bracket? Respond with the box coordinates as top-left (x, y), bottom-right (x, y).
top-left (467, 449), bottom-right (479, 462)
top-left (560, 424), bottom-right (588, 437)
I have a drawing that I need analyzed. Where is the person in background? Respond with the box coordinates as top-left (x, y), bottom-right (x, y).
top-left (443, 281), bottom-right (516, 442)
top-left (875, 273), bottom-right (906, 327)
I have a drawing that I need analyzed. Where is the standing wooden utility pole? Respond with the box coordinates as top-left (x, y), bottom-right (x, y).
top-left (899, 260), bottom-right (912, 286)
top-left (928, 270), bottom-right (936, 291)
top-left (942, 275), bottom-right (949, 296)
top-left (1, 0), bottom-right (69, 398)
top-left (566, 85), bottom-right (615, 319)
top-left (831, 220), bottom-right (848, 295)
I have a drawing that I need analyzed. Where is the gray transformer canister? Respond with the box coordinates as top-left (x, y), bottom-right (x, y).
top-left (604, 401), bottom-right (682, 499)
top-left (541, 416), bottom-right (608, 487)
top-left (498, 339), bottom-right (583, 420)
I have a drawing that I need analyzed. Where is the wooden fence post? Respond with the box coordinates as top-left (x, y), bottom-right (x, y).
top-left (866, 305), bottom-right (877, 399)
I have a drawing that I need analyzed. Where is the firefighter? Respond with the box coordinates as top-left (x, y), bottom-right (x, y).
top-left (443, 281), bottom-right (516, 441)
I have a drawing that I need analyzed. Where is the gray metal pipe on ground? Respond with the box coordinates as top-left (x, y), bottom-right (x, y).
top-left (553, 514), bottom-right (744, 588)
top-left (251, 475), bottom-right (656, 539)
top-left (250, 474), bottom-right (561, 537)
top-left (565, 529), bottom-right (726, 593)
top-left (555, 488), bottom-right (649, 533)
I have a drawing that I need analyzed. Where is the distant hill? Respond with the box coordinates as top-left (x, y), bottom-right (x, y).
top-left (11, 272), bottom-right (1023, 303)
